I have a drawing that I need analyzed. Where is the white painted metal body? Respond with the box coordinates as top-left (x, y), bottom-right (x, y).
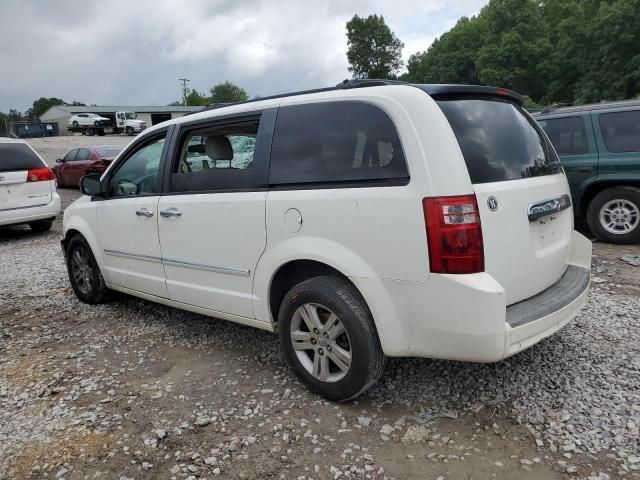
top-left (63, 85), bottom-right (592, 361)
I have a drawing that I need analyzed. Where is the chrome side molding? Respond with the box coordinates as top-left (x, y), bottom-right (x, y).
top-left (103, 249), bottom-right (250, 277)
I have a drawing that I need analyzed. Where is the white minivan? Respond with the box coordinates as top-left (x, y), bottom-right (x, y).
top-left (0, 138), bottom-right (61, 231)
top-left (62, 81), bottom-right (592, 401)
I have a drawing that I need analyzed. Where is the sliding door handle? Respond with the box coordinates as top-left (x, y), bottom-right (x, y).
top-left (160, 208), bottom-right (182, 218)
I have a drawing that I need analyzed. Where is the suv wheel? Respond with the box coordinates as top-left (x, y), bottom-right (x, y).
top-left (72, 120), bottom-right (79, 128)
top-left (29, 219), bottom-right (52, 232)
top-left (278, 275), bottom-right (385, 401)
top-left (66, 235), bottom-right (111, 304)
top-left (587, 186), bottom-right (640, 244)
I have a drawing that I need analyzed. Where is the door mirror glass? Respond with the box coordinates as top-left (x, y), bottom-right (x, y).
top-left (80, 174), bottom-right (103, 197)
top-left (56, 158), bottom-right (63, 163)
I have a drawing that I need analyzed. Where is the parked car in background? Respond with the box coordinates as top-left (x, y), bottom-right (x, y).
top-left (62, 80), bottom-right (591, 401)
top-left (534, 100), bottom-right (640, 244)
top-left (0, 138), bottom-right (60, 232)
top-left (68, 113), bottom-right (111, 128)
top-left (53, 145), bottom-right (123, 188)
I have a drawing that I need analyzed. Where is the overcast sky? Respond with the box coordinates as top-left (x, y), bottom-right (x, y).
top-left (0, 0), bottom-right (487, 112)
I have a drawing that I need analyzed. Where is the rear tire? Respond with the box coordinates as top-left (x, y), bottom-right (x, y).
top-left (86, 127), bottom-right (95, 136)
top-left (65, 235), bottom-right (112, 304)
top-left (29, 219), bottom-right (52, 233)
top-left (278, 275), bottom-right (385, 402)
top-left (587, 186), bottom-right (640, 244)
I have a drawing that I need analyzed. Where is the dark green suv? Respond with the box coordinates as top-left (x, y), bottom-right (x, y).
top-left (534, 100), bottom-right (640, 244)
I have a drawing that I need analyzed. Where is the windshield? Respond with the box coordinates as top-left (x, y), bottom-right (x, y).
top-left (437, 97), bottom-right (563, 184)
top-left (95, 146), bottom-right (122, 158)
top-left (124, 112), bottom-right (137, 120)
top-left (0, 143), bottom-right (44, 172)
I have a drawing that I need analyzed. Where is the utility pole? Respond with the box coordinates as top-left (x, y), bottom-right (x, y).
top-left (179, 78), bottom-right (191, 106)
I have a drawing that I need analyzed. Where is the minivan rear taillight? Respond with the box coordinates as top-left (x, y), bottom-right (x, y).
top-left (26, 167), bottom-right (55, 182)
top-left (422, 195), bottom-right (484, 274)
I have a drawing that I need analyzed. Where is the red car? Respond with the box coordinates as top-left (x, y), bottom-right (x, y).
top-left (53, 145), bottom-right (122, 188)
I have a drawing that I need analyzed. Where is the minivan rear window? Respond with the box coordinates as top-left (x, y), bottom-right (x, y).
top-left (0, 143), bottom-right (44, 172)
top-left (270, 101), bottom-right (408, 187)
top-left (437, 97), bottom-right (562, 184)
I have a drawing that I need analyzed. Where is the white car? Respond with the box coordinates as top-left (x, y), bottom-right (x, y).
top-left (0, 138), bottom-right (61, 231)
top-left (62, 80), bottom-right (592, 401)
top-left (69, 113), bottom-right (111, 128)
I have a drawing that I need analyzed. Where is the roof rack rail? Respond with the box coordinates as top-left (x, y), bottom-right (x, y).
top-left (539, 103), bottom-right (573, 114)
top-left (336, 79), bottom-right (408, 89)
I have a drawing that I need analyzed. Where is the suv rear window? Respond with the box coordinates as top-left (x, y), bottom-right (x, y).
top-left (437, 97), bottom-right (562, 184)
top-left (599, 110), bottom-right (640, 153)
top-left (0, 143), bottom-right (44, 172)
top-left (269, 101), bottom-right (408, 186)
top-left (537, 116), bottom-right (588, 156)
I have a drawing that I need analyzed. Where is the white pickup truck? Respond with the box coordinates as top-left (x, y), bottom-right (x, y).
top-left (67, 111), bottom-right (147, 136)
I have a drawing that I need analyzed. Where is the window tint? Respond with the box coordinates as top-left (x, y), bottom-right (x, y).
top-left (63, 149), bottom-right (78, 162)
top-left (269, 102), bottom-right (408, 186)
top-left (599, 110), bottom-right (640, 153)
top-left (437, 98), bottom-right (562, 184)
top-left (538, 116), bottom-right (588, 155)
top-left (0, 143), bottom-right (44, 172)
top-left (76, 148), bottom-right (90, 161)
top-left (171, 116), bottom-right (266, 192)
top-left (109, 135), bottom-right (165, 197)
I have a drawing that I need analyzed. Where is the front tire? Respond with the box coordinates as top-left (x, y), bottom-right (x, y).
top-left (72, 120), bottom-right (79, 128)
top-left (125, 127), bottom-right (134, 136)
top-left (65, 235), bottom-right (111, 304)
top-left (587, 186), bottom-right (640, 244)
top-left (29, 219), bottom-right (52, 232)
top-left (278, 275), bottom-right (385, 401)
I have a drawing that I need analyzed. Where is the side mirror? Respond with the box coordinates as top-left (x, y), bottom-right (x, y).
top-left (80, 174), bottom-right (103, 197)
top-left (56, 158), bottom-right (64, 163)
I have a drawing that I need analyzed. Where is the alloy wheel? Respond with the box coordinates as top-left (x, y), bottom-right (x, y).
top-left (599, 198), bottom-right (640, 235)
top-left (70, 247), bottom-right (93, 295)
top-left (290, 303), bottom-right (352, 383)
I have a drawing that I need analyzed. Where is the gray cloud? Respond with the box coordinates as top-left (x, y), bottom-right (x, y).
top-left (0, 0), bottom-right (486, 112)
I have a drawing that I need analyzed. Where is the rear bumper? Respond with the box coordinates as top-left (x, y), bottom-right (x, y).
top-left (0, 193), bottom-right (61, 226)
top-left (353, 231), bottom-right (592, 361)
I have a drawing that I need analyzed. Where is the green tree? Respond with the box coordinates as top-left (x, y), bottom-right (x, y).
top-left (209, 81), bottom-right (248, 104)
top-left (573, 0), bottom-right (640, 102)
top-left (185, 89), bottom-right (210, 106)
top-left (403, 16), bottom-right (485, 84)
top-left (346, 14), bottom-right (404, 79)
top-left (402, 0), bottom-right (640, 105)
top-left (26, 97), bottom-right (65, 119)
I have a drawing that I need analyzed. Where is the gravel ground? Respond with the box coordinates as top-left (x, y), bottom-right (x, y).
top-left (0, 138), bottom-right (638, 479)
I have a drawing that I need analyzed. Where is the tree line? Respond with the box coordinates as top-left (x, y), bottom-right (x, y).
top-left (346, 0), bottom-right (640, 106)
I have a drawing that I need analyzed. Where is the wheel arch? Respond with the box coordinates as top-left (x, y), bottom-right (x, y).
top-left (578, 177), bottom-right (640, 217)
top-left (268, 259), bottom-right (355, 326)
top-left (62, 217), bottom-right (107, 278)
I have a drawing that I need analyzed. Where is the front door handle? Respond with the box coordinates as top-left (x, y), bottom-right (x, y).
top-left (135, 208), bottom-right (154, 217)
top-left (576, 167), bottom-right (594, 173)
top-left (160, 208), bottom-right (182, 218)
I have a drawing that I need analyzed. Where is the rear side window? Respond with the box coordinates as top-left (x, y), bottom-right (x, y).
top-left (599, 110), bottom-right (640, 153)
top-left (437, 98), bottom-right (562, 184)
top-left (269, 102), bottom-right (408, 186)
top-left (170, 115), bottom-right (268, 193)
top-left (0, 143), bottom-right (44, 172)
top-left (537, 116), bottom-right (588, 155)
